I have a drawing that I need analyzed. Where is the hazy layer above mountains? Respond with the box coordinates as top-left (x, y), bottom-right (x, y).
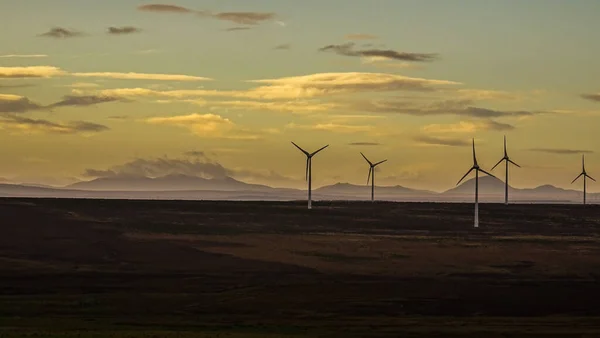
top-left (0, 174), bottom-right (594, 203)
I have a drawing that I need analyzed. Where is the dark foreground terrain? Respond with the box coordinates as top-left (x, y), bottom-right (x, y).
top-left (2, 198), bottom-right (600, 337)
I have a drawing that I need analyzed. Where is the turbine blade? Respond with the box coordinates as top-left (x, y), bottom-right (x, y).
top-left (582, 154), bottom-right (586, 172)
top-left (374, 159), bottom-right (387, 166)
top-left (587, 174), bottom-right (596, 182)
top-left (367, 167), bottom-right (372, 185)
top-left (311, 144), bottom-right (329, 156)
top-left (360, 152), bottom-right (373, 166)
top-left (479, 168), bottom-right (497, 179)
top-left (571, 172), bottom-right (583, 184)
top-left (491, 158), bottom-right (504, 171)
top-left (291, 141), bottom-right (309, 156)
top-left (508, 159), bottom-right (521, 168)
top-left (504, 135), bottom-right (507, 157)
top-left (305, 158), bottom-right (309, 181)
top-left (472, 138), bottom-right (477, 165)
top-left (457, 167), bottom-right (474, 186)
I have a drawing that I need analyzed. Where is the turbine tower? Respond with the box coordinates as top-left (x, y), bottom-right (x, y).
top-left (571, 154), bottom-right (595, 205)
top-left (456, 139), bottom-right (497, 228)
top-left (291, 142), bottom-right (329, 209)
top-left (491, 135), bottom-right (521, 205)
top-left (360, 152), bottom-right (387, 202)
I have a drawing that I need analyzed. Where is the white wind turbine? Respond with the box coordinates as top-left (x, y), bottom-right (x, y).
top-left (360, 152), bottom-right (387, 202)
top-left (291, 142), bottom-right (329, 209)
top-left (491, 135), bottom-right (521, 205)
top-left (571, 154), bottom-right (595, 205)
top-left (456, 139), bottom-right (497, 228)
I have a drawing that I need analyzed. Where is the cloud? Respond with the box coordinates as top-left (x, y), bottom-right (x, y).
top-left (184, 150), bottom-right (207, 158)
top-left (107, 26), bottom-right (141, 35)
top-left (0, 114), bottom-right (108, 134)
top-left (0, 66), bottom-right (65, 78)
top-left (0, 83), bottom-right (35, 89)
top-left (356, 99), bottom-right (543, 118)
top-left (319, 43), bottom-right (438, 62)
top-left (0, 94), bottom-right (43, 113)
top-left (108, 115), bottom-right (128, 120)
top-left (72, 71), bottom-right (211, 81)
top-left (138, 4), bottom-right (276, 26)
top-left (529, 148), bottom-right (594, 155)
top-left (83, 157), bottom-right (229, 179)
top-left (145, 113), bottom-right (260, 139)
top-left (137, 4), bottom-right (193, 13)
top-left (47, 95), bottom-right (125, 108)
top-left (94, 72), bottom-right (460, 101)
top-left (211, 12), bottom-right (276, 25)
top-left (83, 155), bottom-right (299, 187)
top-left (422, 120), bottom-right (515, 133)
top-left (39, 27), bottom-right (83, 38)
top-left (360, 56), bottom-right (422, 70)
top-left (581, 93), bottom-right (600, 102)
top-left (274, 44), bottom-right (291, 50)
top-left (65, 82), bottom-right (100, 89)
top-left (202, 99), bottom-right (340, 113)
top-left (0, 54), bottom-right (47, 58)
top-left (345, 34), bottom-right (378, 40)
top-left (456, 89), bottom-right (521, 101)
top-left (225, 27), bottom-right (252, 31)
top-left (247, 72), bottom-right (460, 99)
top-left (286, 122), bottom-right (374, 134)
top-left (413, 135), bottom-right (470, 147)
top-left (348, 142), bottom-right (381, 146)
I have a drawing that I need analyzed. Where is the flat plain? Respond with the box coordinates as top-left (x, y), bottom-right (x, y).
top-left (2, 198), bottom-right (600, 337)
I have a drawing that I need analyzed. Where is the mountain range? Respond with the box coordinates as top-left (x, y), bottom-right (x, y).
top-left (0, 174), bottom-right (596, 203)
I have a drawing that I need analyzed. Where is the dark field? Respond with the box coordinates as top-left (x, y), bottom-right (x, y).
top-left (2, 198), bottom-right (600, 337)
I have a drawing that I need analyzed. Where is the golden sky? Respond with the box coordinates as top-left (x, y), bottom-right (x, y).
top-left (1, 1), bottom-right (600, 191)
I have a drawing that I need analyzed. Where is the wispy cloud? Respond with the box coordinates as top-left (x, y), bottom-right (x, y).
top-left (39, 27), bottom-right (83, 38)
top-left (0, 66), bottom-right (64, 78)
top-left (202, 100), bottom-right (340, 113)
top-left (47, 95), bottom-right (125, 108)
top-left (581, 93), bottom-right (600, 102)
top-left (413, 135), bottom-right (470, 147)
top-left (224, 26), bottom-right (252, 31)
top-left (422, 120), bottom-right (515, 133)
top-left (0, 83), bottom-right (35, 89)
top-left (274, 43), bottom-right (291, 50)
top-left (0, 54), bottom-right (48, 58)
top-left (345, 34), bottom-right (378, 40)
top-left (210, 12), bottom-right (276, 25)
top-left (107, 26), bottom-right (141, 35)
top-left (0, 94), bottom-right (43, 113)
top-left (348, 142), bottom-right (381, 146)
top-left (319, 42), bottom-right (438, 62)
top-left (0, 115), bottom-right (109, 135)
top-left (356, 99), bottom-right (544, 118)
top-left (145, 113), bottom-right (260, 139)
top-left (94, 72), bottom-right (460, 101)
top-left (286, 122), bottom-right (374, 134)
top-left (137, 4), bottom-right (193, 13)
top-left (72, 71), bottom-right (211, 81)
top-left (529, 148), bottom-right (594, 155)
top-left (65, 82), bottom-right (101, 89)
top-left (138, 4), bottom-right (277, 25)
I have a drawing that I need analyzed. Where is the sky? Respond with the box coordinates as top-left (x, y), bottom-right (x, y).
top-left (1, 0), bottom-right (600, 191)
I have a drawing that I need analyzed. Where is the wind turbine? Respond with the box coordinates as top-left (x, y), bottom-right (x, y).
top-left (456, 139), bottom-right (497, 228)
top-left (491, 135), bottom-right (521, 205)
top-left (291, 142), bottom-right (329, 209)
top-left (571, 154), bottom-right (595, 205)
top-left (360, 152), bottom-right (387, 202)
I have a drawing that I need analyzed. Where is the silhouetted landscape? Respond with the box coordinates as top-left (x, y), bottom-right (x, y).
top-left (2, 198), bottom-right (600, 337)
top-left (0, 174), bottom-right (595, 203)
